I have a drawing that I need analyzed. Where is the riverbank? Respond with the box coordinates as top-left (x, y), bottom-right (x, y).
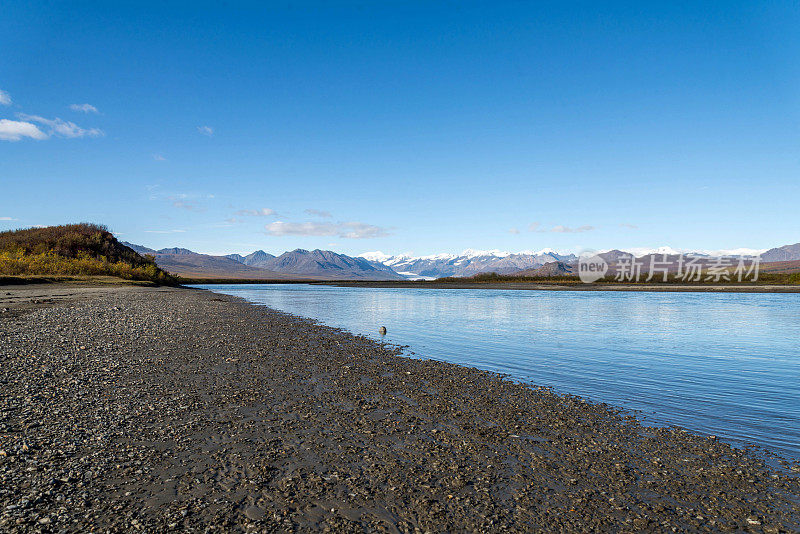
top-left (327, 280), bottom-right (800, 293)
top-left (1, 284), bottom-right (798, 531)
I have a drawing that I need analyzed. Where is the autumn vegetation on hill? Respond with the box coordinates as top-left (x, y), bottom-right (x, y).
top-left (0, 223), bottom-right (177, 285)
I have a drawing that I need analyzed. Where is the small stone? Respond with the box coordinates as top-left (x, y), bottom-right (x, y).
top-left (243, 506), bottom-right (264, 521)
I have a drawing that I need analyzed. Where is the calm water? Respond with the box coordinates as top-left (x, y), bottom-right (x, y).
top-left (195, 284), bottom-right (800, 459)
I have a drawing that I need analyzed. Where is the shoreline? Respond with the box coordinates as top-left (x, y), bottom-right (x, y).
top-left (3, 274), bottom-right (800, 293)
top-left (324, 280), bottom-right (800, 293)
top-left (1, 283), bottom-right (798, 531)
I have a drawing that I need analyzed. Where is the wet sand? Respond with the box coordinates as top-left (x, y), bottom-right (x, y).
top-left (1, 284), bottom-right (798, 532)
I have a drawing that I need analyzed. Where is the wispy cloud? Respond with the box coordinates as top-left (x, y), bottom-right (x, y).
top-left (529, 222), bottom-right (595, 233)
top-left (304, 209), bottom-right (332, 218)
top-left (265, 221), bottom-right (390, 239)
top-left (0, 119), bottom-right (47, 141)
top-left (338, 222), bottom-right (391, 239)
top-left (172, 200), bottom-right (205, 212)
top-left (0, 89), bottom-right (11, 106)
top-left (153, 154), bottom-right (167, 161)
top-left (197, 125), bottom-right (214, 136)
top-left (236, 208), bottom-right (276, 217)
top-left (17, 113), bottom-right (103, 139)
top-left (550, 225), bottom-right (595, 233)
top-left (508, 227), bottom-right (520, 234)
top-left (619, 223), bottom-right (638, 229)
top-left (144, 229), bottom-right (187, 234)
top-left (0, 217), bottom-right (18, 221)
top-left (70, 103), bottom-right (98, 114)
top-left (165, 193), bottom-right (209, 212)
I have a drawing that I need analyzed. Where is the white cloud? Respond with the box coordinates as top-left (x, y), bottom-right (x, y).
top-left (619, 223), bottom-right (638, 229)
top-left (0, 217), bottom-right (18, 221)
top-left (265, 221), bottom-right (338, 237)
top-left (304, 209), bottom-right (332, 218)
top-left (550, 225), bottom-right (594, 233)
top-left (153, 154), bottom-right (167, 161)
top-left (529, 222), bottom-right (595, 233)
top-left (17, 113), bottom-right (103, 139)
top-left (508, 227), bottom-right (520, 234)
top-left (265, 220), bottom-right (390, 239)
top-left (0, 119), bottom-right (48, 141)
top-left (236, 208), bottom-right (276, 217)
top-left (172, 200), bottom-right (205, 212)
top-left (144, 229), bottom-right (187, 234)
top-left (339, 222), bottom-right (390, 239)
top-left (0, 89), bottom-right (11, 106)
top-left (70, 103), bottom-right (98, 114)
top-left (197, 125), bottom-right (214, 136)
top-left (164, 193), bottom-right (209, 212)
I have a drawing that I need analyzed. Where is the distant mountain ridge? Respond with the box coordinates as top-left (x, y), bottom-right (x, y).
top-left (121, 242), bottom-right (292, 280)
top-left (122, 241), bottom-right (800, 280)
top-left (760, 243), bottom-right (800, 262)
top-left (225, 250), bottom-right (276, 268)
top-left (123, 242), bottom-right (404, 280)
top-left (227, 248), bottom-right (404, 280)
top-left (359, 249), bottom-right (578, 279)
top-left (515, 261), bottom-right (575, 278)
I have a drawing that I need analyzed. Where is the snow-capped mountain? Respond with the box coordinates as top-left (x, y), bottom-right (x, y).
top-left (359, 249), bottom-right (578, 279)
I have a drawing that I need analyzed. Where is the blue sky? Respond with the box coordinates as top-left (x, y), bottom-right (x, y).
top-left (1, 1), bottom-right (798, 256)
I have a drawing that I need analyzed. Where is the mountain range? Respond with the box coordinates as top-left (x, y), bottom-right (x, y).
top-left (122, 241), bottom-right (800, 280)
top-left (122, 243), bottom-right (404, 280)
top-left (359, 249), bottom-right (579, 279)
top-left (234, 249), bottom-right (404, 279)
top-left (760, 243), bottom-right (800, 263)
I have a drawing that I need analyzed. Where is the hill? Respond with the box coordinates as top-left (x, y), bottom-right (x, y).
top-left (226, 250), bottom-right (276, 268)
top-left (122, 243), bottom-right (401, 280)
top-left (761, 243), bottom-right (800, 262)
top-left (514, 261), bottom-right (575, 278)
top-left (0, 224), bottom-right (176, 284)
top-left (149, 251), bottom-right (294, 280)
top-left (227, 249), bottom-right (405, 280)
top-left (119, 242), bottom-right (295, 280)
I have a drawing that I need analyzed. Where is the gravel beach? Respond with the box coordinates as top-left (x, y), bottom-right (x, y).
top-left (1, 284), bottom-right (798, 532)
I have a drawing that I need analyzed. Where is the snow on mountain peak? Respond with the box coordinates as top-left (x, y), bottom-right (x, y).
top-left (358, 251), bottom-right (393, 263)
top-left (460, 248), bottom-right (511, 259)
